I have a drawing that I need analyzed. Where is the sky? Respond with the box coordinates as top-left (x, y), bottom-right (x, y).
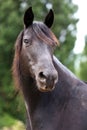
top-left (73, 0), bottom-right (87, 54)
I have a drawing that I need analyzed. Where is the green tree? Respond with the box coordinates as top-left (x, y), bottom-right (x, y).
top-left (79, 36), bottom-right (87, 81)
top-left (53, 0), bottom-right (78, 72)
top-left (0, 0), bottom-right (25, 122)
top-left (0, 0), bottom-right (78, 124)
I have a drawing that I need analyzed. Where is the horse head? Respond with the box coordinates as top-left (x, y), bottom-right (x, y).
top-left (15, 7), bottom-right (59, 92)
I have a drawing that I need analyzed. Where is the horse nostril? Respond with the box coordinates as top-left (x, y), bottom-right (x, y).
top-left (37, 70), bottom-right (58, 91)
top-left (39, 72), bottom-right (46, 79)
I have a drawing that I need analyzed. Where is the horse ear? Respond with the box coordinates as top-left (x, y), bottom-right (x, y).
top-left (24, 7), bottom-right (34, 28)
top-left (44, 9), bottom-right (54, 28)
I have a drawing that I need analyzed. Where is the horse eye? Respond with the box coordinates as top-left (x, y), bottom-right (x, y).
top-left (23, 39), bottom-right (32, 46)
top-left (24, 39), bottom-right (29, 44)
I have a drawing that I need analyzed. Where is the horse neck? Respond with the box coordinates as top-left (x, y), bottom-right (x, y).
top-left (53, 55), bottom-right (81, 87)
top-left (20, 56), bottom-right (82, 130)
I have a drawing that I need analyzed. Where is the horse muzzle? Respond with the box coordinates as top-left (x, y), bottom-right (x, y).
top-left (36, 69), bottom-right (58, 92)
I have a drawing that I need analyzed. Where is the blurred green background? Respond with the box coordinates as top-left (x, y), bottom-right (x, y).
top-left (0, 0), bottom-right (87, 129)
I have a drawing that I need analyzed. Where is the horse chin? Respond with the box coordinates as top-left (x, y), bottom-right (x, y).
top-left (37, 83), bottom-right (55, 92)
top-left (38, 87), bottom-right (55, 92)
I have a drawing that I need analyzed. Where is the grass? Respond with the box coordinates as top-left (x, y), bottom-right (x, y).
top-left (0, 113), bottom-right (25, 130)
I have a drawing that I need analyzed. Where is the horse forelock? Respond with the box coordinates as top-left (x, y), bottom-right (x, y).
top-left (32, 22), bottom-right (59, 46)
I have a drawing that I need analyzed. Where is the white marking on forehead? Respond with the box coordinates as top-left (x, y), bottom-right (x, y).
top-left (33, 21), bottom-right (43, 24)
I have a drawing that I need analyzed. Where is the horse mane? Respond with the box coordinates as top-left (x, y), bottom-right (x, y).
top-left (12, 31), bottom-right (24, 90)
top-left (32, 22), bottom-right (59, 46)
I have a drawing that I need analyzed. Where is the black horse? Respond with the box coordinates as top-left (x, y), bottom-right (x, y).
top-left (12, 7), bottom-right (87, 130)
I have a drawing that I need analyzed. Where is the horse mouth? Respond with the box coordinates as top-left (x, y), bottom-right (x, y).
top-left (38, 85), bottom-right (55, 92)
top-left (36, 79), bottom-right (56, 92)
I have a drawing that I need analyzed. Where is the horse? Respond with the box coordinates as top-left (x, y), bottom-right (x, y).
top-left (12, 7), bottom-right (87, 130)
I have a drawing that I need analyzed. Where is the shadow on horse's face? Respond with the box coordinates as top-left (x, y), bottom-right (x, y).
top-left (21, 24), bottom-right (58, 92)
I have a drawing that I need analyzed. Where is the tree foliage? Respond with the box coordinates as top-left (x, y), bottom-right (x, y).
top-left (0, 0), bottom-right (78, 124)
top-left (79, 36), bottom-right (87, 81)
